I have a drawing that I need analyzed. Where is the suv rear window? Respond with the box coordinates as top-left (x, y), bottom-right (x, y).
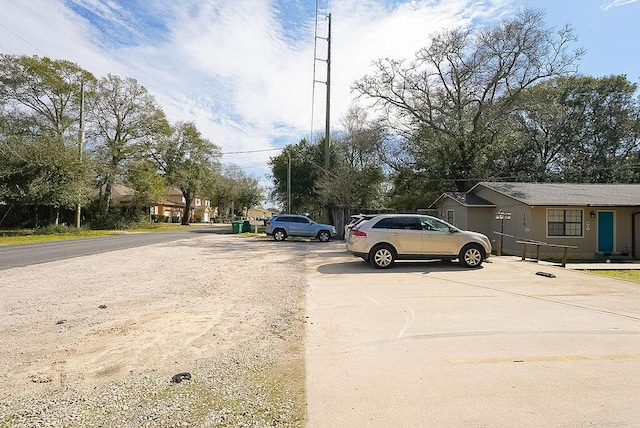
top-left (274, 216), bottom-right (309, 223)
top-left (372, 217), bottom-right (421, 230)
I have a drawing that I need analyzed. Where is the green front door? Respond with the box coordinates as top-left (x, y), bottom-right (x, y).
top-left (597, 211), bottom-right (614, 253)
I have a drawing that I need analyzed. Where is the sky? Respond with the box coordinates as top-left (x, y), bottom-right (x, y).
top-left (1, 0), bottom-right (639, 188)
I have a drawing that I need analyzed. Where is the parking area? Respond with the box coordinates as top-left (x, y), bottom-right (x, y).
top-left (305, 243), bottom-right (640, 427)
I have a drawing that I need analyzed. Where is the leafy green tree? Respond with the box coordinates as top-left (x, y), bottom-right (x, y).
top-left (86, 74), bottom-right (170, 213)
top-left (0, 55), bottom-right (94, 225)
top-left (320, 107), bottom-right (385, 208)
top-left (149, 122), bottom-right (221, 225)
top-left (124, 158), bottom-right (167, 207)
top-left (555, 75), bottom-right (640, 182)
top-left (205, 167), bottom-right (235, 220)
top-left (353, 9), bottom-right (584, 192)
top-left (206, 164), bottom-right (263, 219)
top-left (270, 109), bottom-right (388, 227)
top-left (385, 169), bottom-right (436, 211)
top-left (232, 170), bottom-right (263, 217)
top-left (0, 134), bottom-right (91, 225)
top-left (486, 75), bottom-right (640, 183)
top-left (314, 106), bottom-right (387, 233)
top-left (484, 79), bottom-right (570, 182)
top-left (269, 138), bottom-right (326, 216)
top-left (0, 55), bottom-right (94, 137)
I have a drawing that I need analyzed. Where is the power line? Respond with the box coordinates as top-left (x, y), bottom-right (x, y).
top-left (221, 148), bottom-right (282, 155)
top-left (0, 22), bottom-right (48, 56)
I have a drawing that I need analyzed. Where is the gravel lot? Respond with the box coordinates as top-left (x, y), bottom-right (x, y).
top-left (0, 233), bottom-right (308, 427)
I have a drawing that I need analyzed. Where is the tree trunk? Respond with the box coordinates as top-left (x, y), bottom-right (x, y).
top-left (181, 191), bottom-right (192, 225)
top-left (48, 206), bottom-right (60, 225)
top-left (331, 207), bottom-right (349, 240)
top-left (103, 180), bottom-right (113, 214)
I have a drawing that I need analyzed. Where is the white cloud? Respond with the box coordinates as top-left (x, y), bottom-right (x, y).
top-left (0, 1), bottom-right (117, 74)
top-left (603, 0), bottom-right (640, 11)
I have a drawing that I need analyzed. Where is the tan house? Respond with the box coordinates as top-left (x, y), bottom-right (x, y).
top-left (246, 207), bottom-right (274, 220)
top-left (109, 185), bottom-right (215, 223)
top-left (150, 187), bottom-right (216, 223)
top-left (430, 182), bottom-right (640, 260)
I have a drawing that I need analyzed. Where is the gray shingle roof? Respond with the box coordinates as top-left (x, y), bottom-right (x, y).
top-left (475, 182), bottom-right (640, 206)
top-left (430, 192), bottom-right (495, 208)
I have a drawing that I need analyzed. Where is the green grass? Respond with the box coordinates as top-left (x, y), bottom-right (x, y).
top-left (0, 228), bottom-right (118, 245)
top-left (0, 223), bottom-right (204, 246)
top-left (585, 270), bottom-right (640, 282)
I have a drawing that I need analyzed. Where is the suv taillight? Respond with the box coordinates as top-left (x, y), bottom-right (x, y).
top-left (266, 221), bottom-right (271, 226)
top-left (351, 230), bottom-right (367, 237)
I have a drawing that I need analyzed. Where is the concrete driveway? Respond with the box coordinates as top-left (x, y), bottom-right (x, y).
top-left (305, 244), bottom-right (640, 427)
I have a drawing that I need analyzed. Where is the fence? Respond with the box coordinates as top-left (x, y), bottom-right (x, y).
top-left (493, 232), bottom-right (577, 267)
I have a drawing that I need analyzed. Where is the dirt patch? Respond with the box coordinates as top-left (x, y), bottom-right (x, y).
top-left (0, 234), bottom-right (307, 427)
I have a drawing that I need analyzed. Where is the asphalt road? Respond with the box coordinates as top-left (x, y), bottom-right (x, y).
top-left (0, 227), bottom-right (222, 270)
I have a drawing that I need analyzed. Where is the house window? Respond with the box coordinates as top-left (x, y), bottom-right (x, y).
top-left (548, 209), bottom-right (583, 237)
top-left (195, 198), bottom-right (201, 207)
top-left (446, 210), bottom-right (454, 224)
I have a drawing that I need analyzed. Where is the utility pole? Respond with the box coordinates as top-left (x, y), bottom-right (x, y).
top-left (311, 4), bottom-right (332, 223)
top-left (287, 152), bottom-right (292, 213)
top-left (324, 13), bottom-right (331, 170)
top-left (75, 81), bottom-right (85, 229)
top-left (312, 5), bottom-right (332, 170)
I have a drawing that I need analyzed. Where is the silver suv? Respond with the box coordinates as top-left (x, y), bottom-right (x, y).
top-left (266, 214), bottom-right (337, 242)
top-left (346, 214), bottom-right (491, 269)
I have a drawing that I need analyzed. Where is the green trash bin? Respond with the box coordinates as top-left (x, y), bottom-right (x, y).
top-left (231, 221), bottom-right (241, 233)
top-left (242, 220), bottom-right (251, 232)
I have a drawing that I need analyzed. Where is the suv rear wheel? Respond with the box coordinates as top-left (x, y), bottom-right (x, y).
top-left (459, 244), bottom-right (484, 268)
top-left (273, 229), bottom-right (287, 241)
top-left (369, 244), bottom-right (395, 269)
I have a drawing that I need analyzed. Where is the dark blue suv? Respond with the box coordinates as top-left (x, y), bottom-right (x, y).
top-left (265, 215), bottom-right (337, 242)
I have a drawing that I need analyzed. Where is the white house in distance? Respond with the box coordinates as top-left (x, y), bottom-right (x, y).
top-left (430, 182), bottom-right (640, 260)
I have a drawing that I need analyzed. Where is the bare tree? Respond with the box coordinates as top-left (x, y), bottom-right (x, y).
top-left (353, 9), bottom-right (584, 191)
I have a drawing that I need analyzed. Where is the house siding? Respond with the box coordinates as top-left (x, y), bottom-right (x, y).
top-left (432, 184), bottom-right (640, 260)
top-left (436, 199), bottom-right (466, 228)
top-left (435, 200), bottom-right (495, 235)
top-left (472, 187), bottom-right (530, 255)
top-left (467, 207), bottom-right (495, 239)
top-left (523, 207), bottom-right (633, 259)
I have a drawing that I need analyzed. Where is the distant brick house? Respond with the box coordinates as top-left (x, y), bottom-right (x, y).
top-left (246, 207), bottom-right (274, 220)
top-left (430, 182), bottom-right (640, 260)
top-left (149, 187), bottom-right (216, 223)
top-left (110, 185), bottom-right (215, 223)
